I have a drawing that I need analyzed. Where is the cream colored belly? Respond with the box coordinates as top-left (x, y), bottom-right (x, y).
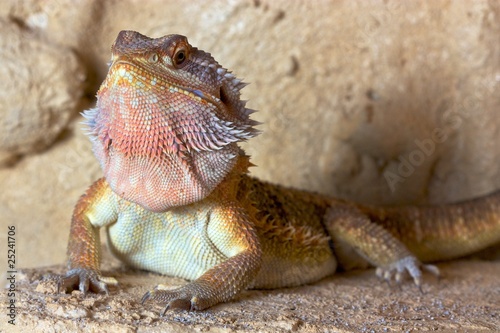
top-left (105, 206), bottom-right (227, 281)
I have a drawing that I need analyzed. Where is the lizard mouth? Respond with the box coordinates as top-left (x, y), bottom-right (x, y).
top-left (107, 60), bottom-right (224, 110)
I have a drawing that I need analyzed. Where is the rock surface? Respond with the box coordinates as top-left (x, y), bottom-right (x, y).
top-left (1, 254), bottom-right (499, 332)
top-left (0, 0), bottom-right (499, 331)
top-left (0, 18), bottom-right (85, 165)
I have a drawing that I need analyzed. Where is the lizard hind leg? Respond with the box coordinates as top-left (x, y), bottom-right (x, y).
top-left (324, 202), bottom-right (439, 288)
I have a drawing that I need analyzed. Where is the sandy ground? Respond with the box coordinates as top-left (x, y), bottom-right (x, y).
top-left (2, 249), bottom-right (499, 333)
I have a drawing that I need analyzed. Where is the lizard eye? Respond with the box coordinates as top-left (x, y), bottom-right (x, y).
top-left (173, 49), bottom-right (187, 68)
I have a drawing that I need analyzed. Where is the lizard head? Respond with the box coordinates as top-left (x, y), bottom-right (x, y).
top-left (83, 31), bottom-right (259, 212)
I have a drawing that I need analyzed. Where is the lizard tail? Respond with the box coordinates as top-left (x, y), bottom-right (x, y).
top-left (357, 190), bottom-right (500, 262)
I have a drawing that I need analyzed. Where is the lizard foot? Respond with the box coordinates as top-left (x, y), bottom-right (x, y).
top-left (375, 256), bottom-right (440, 292)
top-left (57, 268), bottom-right (118, 295)
top-left (142, 284), bottom-right (211, 313)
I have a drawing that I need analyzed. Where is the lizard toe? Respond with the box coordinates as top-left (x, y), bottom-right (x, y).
top-left (142, 288), bottom-right (195, 312)
top-left (162, 299), bottom-right (193, 315)
top-left (57, 268), bottom-right (115, 295)
top-left (423, 263), bottom-right (440, 277)
top-left (142, 284), bottom-right (212, 313)
top-left (376, 255), bottom-right (438, 290)
top-left (141, 290), bottom-right (152, 304)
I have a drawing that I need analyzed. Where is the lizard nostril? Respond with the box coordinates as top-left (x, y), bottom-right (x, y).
top-left (148, 53), bottom-right (159, 63)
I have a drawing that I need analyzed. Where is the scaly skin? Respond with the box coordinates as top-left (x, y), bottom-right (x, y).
top-left (58, 31), bottom-right (500, 311)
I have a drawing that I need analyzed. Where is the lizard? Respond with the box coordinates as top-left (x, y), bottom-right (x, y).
top-left (57, 30), bottom-right (500, 312)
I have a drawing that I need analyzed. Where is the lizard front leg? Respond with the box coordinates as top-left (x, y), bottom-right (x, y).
top-left (58, 178), bottom-right (118, 294)
top-left (142, 201), bottom-right (262, 312)
top-left (325, 203), bottom-right (439, 288)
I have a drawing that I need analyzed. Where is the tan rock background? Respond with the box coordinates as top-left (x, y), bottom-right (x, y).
top-left (0, 0), bottom-right (499, 331)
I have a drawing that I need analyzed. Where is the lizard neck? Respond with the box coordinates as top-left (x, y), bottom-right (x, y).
top-left (210, 152), bottom-right (253, 201)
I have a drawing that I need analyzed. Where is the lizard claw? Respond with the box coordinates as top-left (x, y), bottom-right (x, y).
top-left (141, 290), bottom-right (152, 304)
top-left (142, 287), bottom-right (195, 313)
top-left (376, 256), bottom-right (440, 291)
top-left (142, 283), bottom-right (211, 313)
top-left (57, 268), bottom-right (117, 295)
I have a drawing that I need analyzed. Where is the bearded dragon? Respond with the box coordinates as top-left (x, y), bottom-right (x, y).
top-left (57, 30), bottom-right (500, 312)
